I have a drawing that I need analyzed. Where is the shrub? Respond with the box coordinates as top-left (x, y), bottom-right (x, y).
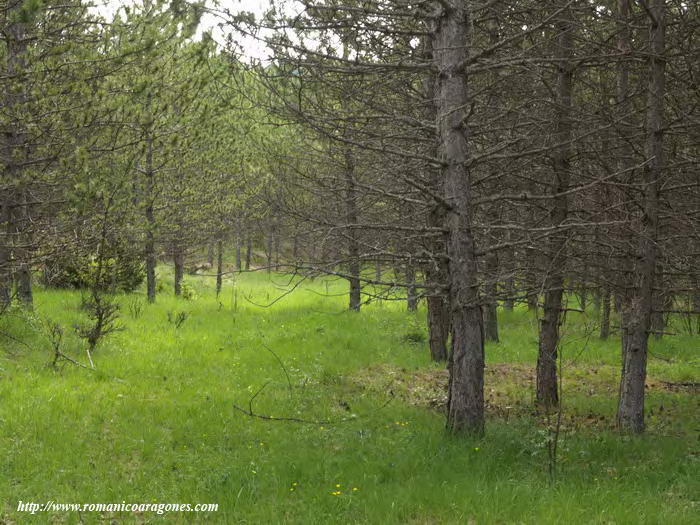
top-left (43, 242), bottom-right (144, 293)
top-left (401, 330), bottom-right (426, 344)
top-left (181, 281), bottom-right (197, 301)
top-left (167, 310), bottom-right (188, 328)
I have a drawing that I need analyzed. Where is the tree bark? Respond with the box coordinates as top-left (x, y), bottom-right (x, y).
top-left (650, 290), bottom-right (666, 340)
top-left (435, 0), bottom-right (485, 436)
top-left (405, 261), bottom-right (418, 311)
top-left (15, 254), bottom-right (32, 307)
top-left (144, 132), bottom-right (156, 303)
top-left (245, 236), bottom-right (252, 270)
top-left (503, 276), bottom-right (515, 311)
top-left (216, 238), bottom-right (223, 297)
top-left (0, 9), bottom-right (29, 307)
top-left (424, 231), bottom-right (450, 361)
top-left (536, 5), bottom-right (574, 409)
top-left (600, 287), bottom-right (611, 340)
top-left (617, 0), bottom-right (665, 433)
top-left (235, 235), bottom-right (242, 270)
top-left (344, 147), bottom-right (361, 312)
top-left (423, 30), bottom-right (449, 362)
top-left (483, 252), bottom-right (499, 342)
top-left (0, 197), bottom-right (11, 306)
top-left (527, 289), bottom-right (538, 311)
top-left (692, 274), bottom-right (700, 334)
top-left (207, 243), bottom-right (214, 267)
top-left (173, 244), bottom-right (184, 297)
top-left (537, 284), bottom-right (564, 408)
top-left (266, 222), bottom-right (273, 273)
top-left (13, 191), bottom-right (32, 307)
top-left (593, 287), bottom-right (601, 313)
top-left (578, 285), bottom-right (587, 312)
top-left (650, 264), bottom-right (670, 339)
top-left (526, 259), bottom-right (539, 311)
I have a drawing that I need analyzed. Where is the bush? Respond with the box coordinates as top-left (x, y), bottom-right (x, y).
top-left (43, 243), bottom-right (144, 293)
top-left (181, 281), bottom-right (197, 301)
top-left (401, 330), bottom-right (426, 344)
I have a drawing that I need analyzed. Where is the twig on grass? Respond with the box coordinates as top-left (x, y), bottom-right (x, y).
top-left (232, 381), bottom-right (394, 425)
top-left (257, 329), bottom-right (294, 398)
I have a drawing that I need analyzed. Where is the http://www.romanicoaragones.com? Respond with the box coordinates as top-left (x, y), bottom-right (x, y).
top-left (17, 500), bottom-right (219, 515)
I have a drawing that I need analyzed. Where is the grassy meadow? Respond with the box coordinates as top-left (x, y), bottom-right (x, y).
top-left (0, 267), bottom-right (698, 523)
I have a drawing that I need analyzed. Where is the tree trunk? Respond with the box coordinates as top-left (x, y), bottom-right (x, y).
top-left (427, 296), bottom-right (449, 361)
top-left (578, 286), bottom-right (587, 311)
top-left (435, 0), bottom-right (485, 435)
top-left (15, 261), bottom-right (32, 306)
top-left (266, 224), bottom-right (273, 273)
top-left (235, 236), bottom-right (242, 270)
top-left (692, 274), bottom-right (700, 334)
top-left (483, 305), bottom-right (498, 342)
top-left (405, 261), bottom-right (418, 311)
top-left (593, 287), bottom-right (601, 312)
top-left (536, 6), bottom-right (574, 409)
top-left (0, 197), bottom-right (11, 306)
top-left (145, 229), bottom-right (156, 302)
top-left (600, 287), bottom-right (611, 339)
top-left (216, 238), bottom-right (223, 298)
top-left (526, 264), bottom-right (539, 311)
top-left (425, 206), bottom-right (450, 362)
top-left (13, 190), bottom-right (32, 307)
top-left (173, 244), bottom-right (184, 297)
top-left (423, 30), bottom-right (449, 362)
top-left (344, 147), bottom-right (361, 312)
top-left (144, 132), bottom-right (156, 304)
top-left (424, 214), bottom-right (450, 361)
top-left (1, 11), bottom-right (28, 308)
top-left (617, 0), bottom-right (665, 434)
top-left (537, 284), bottom-right (564, 408)
top-left (245, 236), bottom-right (252, 270)
top-left (527, 290), bottom-right (538, 311)
top-left (650, 289), bottom-right (666, 339)
top-left (207, 243), bottom-right (214, 267)
top-left (651, 265), bottom-right (671, 339)
top-left (483, 253), bottom-right (499, 342)
top-left (273, 227), bottom-right (280, 267)
top-left (503, 276), bottom-right (515, 311)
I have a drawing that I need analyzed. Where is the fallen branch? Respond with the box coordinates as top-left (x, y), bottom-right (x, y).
top-left (257, 330), bottom-right (293, 397)
top-left (232, 381), bottom-right (394, 425)
top-left (648, 351), bottom-right (675, 363)
top-left (52, 350), bottom-right (94, 371)
top-left (45, 320), bottom-right (95, 371)
top-left (659, 380), bottom-right (700, 391)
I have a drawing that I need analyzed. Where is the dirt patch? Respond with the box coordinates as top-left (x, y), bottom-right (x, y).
top-left (352, 363), bottom-right (534, 414)
top-left (351, 362), bottom-right (697, 429)
top-left (656, 380), bottom-right (700, 393)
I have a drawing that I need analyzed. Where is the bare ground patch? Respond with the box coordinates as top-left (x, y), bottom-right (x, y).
top-left (351, 363), bottom-right (698, 431)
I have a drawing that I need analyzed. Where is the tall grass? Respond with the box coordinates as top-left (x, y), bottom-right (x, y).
top-left (0, 269), bottom-right (697, 523)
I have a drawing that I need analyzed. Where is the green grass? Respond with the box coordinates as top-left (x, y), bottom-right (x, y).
top-left (0, 269), bottom-right (698, 523)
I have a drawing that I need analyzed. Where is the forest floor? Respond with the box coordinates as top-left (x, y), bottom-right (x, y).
top-left (0, 269), bottom-right (698, 524)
